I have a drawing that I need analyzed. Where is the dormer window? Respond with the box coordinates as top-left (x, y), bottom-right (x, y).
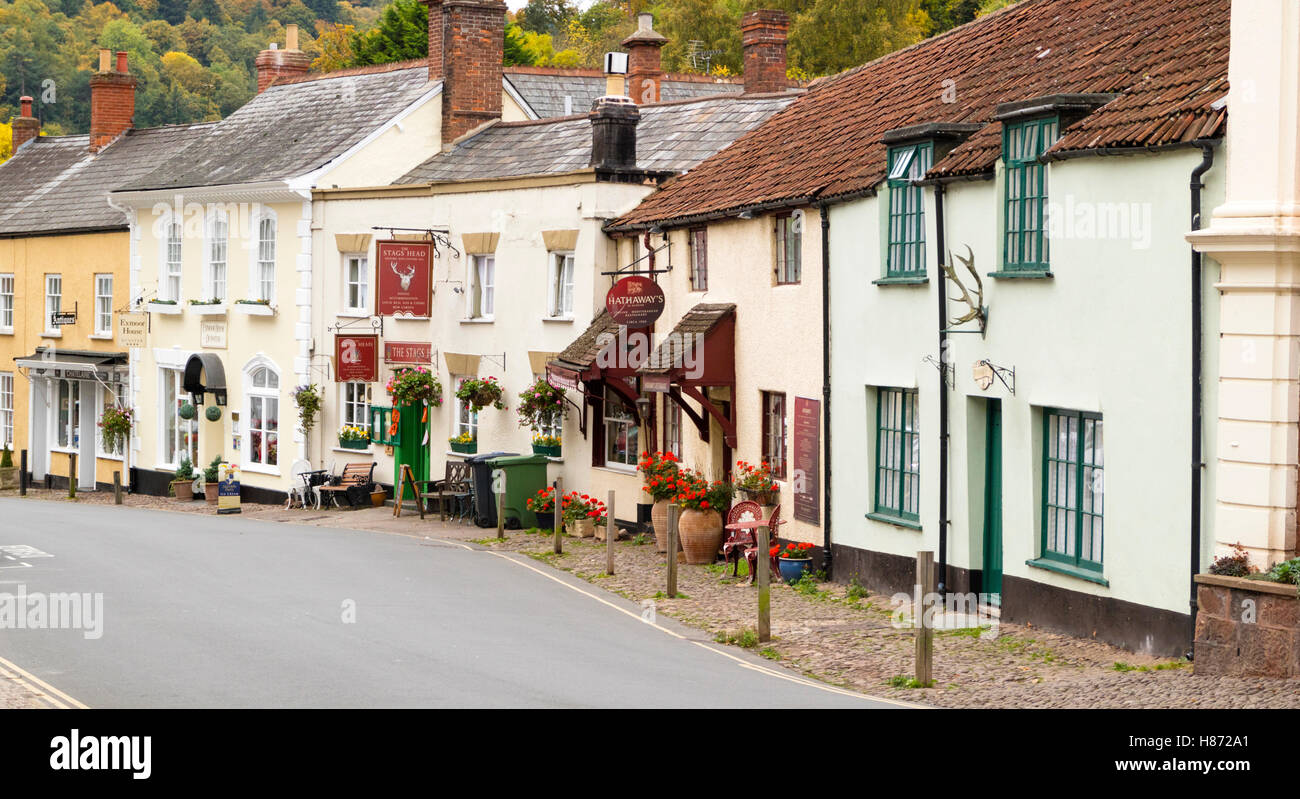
top-left (886, 142), bottom-right (932, 277)
top-left (1002, 116), bottom-right (1059, 273)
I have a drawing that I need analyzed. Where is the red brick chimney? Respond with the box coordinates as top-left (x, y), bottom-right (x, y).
top-left (440, 0), bottom-right (506, 144)
top-left (11, 96), bottom-right (40, 152)
top-left (255, 24), bottom-right (311, 93)
top-left (622, 12), bottom-right (667, 105)
top-left (89, 49), bottom-right (137, 153)
top-left (741, 9), bottom-right (790, 95)
top-left (422, 0), bottom-right (445, 81)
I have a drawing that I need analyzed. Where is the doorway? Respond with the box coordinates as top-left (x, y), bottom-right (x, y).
top-left (982, 399), bottom-right (1003, 604)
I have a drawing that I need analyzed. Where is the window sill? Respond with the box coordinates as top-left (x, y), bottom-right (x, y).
top-left (542, 316), bottom-right (574, 323)
top-left (0, 328), bottom-right (13, 336)
top-left (41, 331), bottom-right (62, 338)
top-left (96, 453), bottom-right (125, 462)
top-left (872, 275), bottom-right (929, 286)
top-left (232, 303), bottom-right (276, 317)
top-left (865, 511), bottom-right (922, 530)
top-left (337, 310), bottom-right (370, 319)
top-left (241, 462), bottom-right (282, 476)
top-left (988, 269), bottom-right (1053, 280)
top-left (593, 464), bottom-right (638, 477)
top-left (88, 333), bottom-right (114, 341)
top-left (147, 303), bottom-right (184, 315)
top-left (331, 447), bottom-right (374, 456)
top-left (1026, 557), bottom-right (1109, 587)
top-left (459, 318), bottom-right (494, 325)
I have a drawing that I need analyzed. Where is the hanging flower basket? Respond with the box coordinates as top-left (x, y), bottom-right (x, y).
top-left (98, 405), bottom-right (134, 453)
top-left (456, 376), bottom-right (505, 412)
top-left (387, 367), bottom-right (442, 408)
top-left (516, 378), bottom-right (566, 431)
top-left (292, 384), bottom-right (322, 434)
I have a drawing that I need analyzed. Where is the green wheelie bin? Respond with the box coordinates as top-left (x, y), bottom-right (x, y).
top-left (490, 453), bottom-right (552, 529)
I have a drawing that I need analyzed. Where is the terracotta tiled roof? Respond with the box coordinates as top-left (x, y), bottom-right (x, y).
top-left (610, 0), bottom-right (1228, 229)
top-left (555, 310), bottom-right (621, 371)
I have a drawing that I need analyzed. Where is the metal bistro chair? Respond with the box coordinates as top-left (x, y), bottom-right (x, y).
top-left (287, 459), bottom-right (330, 510)
top-left (743, 504), bottom-right (784, 585)
top-left (721, 500), bottom-right (763, 578)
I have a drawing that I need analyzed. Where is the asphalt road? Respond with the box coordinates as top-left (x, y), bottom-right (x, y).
top-left (0, 498), bottom-right (902, 708)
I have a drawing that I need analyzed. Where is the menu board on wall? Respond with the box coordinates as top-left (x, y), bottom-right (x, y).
top-left (793, 396), bottom-right (821, 526)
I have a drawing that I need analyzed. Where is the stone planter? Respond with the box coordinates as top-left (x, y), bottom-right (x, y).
top-left (1194, 573), bottom-right (1300, 677)
top-left (571, 518), bottom-right (595, 538)
top-left (0, 466), bottom-right (17, 490)
top-left (172, 479), bottom-right (194, 501)
top-left (651, 498), bottom-right (670, 552)
top-left (594, 523), bottom-right (610, 542)
top-left (203, 483), bottom-right (218, 504)
top-left (679, 508), bottom-right (723, 565)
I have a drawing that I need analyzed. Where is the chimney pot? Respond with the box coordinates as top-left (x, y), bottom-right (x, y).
top-left (115, 51), bottom-right (128, 73)
top-left (20, 96), bottom-right (32, 116)
top-left (622, 11), bottom-right (667, 105)
top-left (255, 21), bottom-right (311, 92)
top-left (286, 23), bottom-right (299, 51)
top-left (741, 9), bottom-right (790, 95)
top-left (98, 49), bottom-right (111, 72)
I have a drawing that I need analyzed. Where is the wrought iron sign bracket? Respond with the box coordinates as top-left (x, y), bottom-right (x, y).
top-left (922, 354), bottom-right (955, 389)
top-left (601, 239), bottom-right (672, 278)
top-left (371, 226), bottom-right (460, 261)
top-left (975, 359), bottom-right (1016, 395)
top-left (480, 352), bottom-right (506, 372)
top-left (326, 317), bottom-right (384, 337)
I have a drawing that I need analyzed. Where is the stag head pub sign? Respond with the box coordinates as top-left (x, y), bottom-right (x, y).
top-left (376, 240), bottom-right (432, 317)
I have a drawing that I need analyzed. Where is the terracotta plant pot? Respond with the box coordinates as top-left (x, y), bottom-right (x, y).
top-left (679, 508), bottom-right (723, 565)
top-left (172, 480), bottom-right (194, 501)
top-left (651, 499), bottom-right (670, 552)
top-left (370, 491), bottom-right (386, 507)
top-left (204, 483), bottom-right (218, 504)
top-left (572, 518), bottom-right (595, 538)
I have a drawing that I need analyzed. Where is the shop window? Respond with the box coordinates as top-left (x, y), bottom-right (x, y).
top-left (246, 364), bottom-right (280, 468)
top-left (161, 368), bottom-right (197, 468)
top-left (53, 379), bottom-right (80, 451)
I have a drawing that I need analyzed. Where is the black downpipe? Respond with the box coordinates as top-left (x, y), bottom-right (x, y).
top-left (935, 183), bottom-right (949, 596)
top-left (820, 203), bottom-right (833, 578)
top-left (1188, 143), bottom-right (1215, 656)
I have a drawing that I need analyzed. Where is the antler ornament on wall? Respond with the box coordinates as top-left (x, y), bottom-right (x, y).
top-left (944, 245), bottom-right (987, 335)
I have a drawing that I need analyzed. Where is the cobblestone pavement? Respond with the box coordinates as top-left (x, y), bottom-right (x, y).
top-left (6, 488), bottom-right (1300, 708)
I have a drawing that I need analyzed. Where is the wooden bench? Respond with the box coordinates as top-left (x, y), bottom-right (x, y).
top-left (316, 462), bottom-right (376, 509)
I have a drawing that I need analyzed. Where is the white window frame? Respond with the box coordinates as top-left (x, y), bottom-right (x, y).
top-left (0, 372), bottom-right (13, 448)
top-left (603, 385), bottom-right (639, 471)
top-left (466, 254), bottom-right (495, 320)
top-left (206, 209), bottom-right (228, 301)
top-left (94, 273), bottom-right (114, 336)
top-left (159, 367), bottom-right (197, 469)
top-left (0, 273), bottom-right (13, 332)
top-left (342, 253), bottom-right (369, 315)
top-left (454, 376), bottom-right (479, 439)
top-left (243, 358), bottom-right (281, 473)
top-left (341, 381), bottom-right (371, 428)
top-left (547, 251), bottom-right (574, 319)
top-left (163, 221), bottom-right (183, 302)
top-left (44, 274), bottom-right (62, 334)
top-left (248, 207), bottom-right (277, 303)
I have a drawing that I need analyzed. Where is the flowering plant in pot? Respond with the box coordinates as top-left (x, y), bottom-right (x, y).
top-left (338, 425), bottom-right (370, 450)
top-left (387, 367), bottom-right (442, 408)
top-left (772, 541), bottom-right (815, 584)
top-left (532, 434), bottom-right (561, 457)
top-left (456, 376), bottom-right (505, 412)
top-left (98, 405), bottom-right (134, 454)
top-left (735, 460), bottom-right (780, 505)
top-left (449, 431), bottom-right (477, 454)
top-left (562, 491), bottom-right (606, 538)
top-left (638, 451), bottom-right (680, 552)
top-left (517, 379), bottom-right (565, 453)
top-left (672, 469), bottom-right (736, 564)
top-left (526, 486), bottom-right (558, 529)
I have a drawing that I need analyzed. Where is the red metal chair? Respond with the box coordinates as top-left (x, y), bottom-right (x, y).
top-left (744, 504), bottom-right (783, 584)
top-left (721, 501), bottom-right (762, 578)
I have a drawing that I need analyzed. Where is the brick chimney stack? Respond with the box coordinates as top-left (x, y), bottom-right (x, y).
top-left (440, 0), bottom-right (506, 144)
top-left (622, 13), bottom-right (667, 105)
top-left (255, 24), bottom-right (311, 93)
top-left (89, 49), bottom-right (137, 153)
top-left (11, 96), bottom-right (40, 152)
top-left (741, 9), bottom-right (790, 95)
top-left (422, 0), bottom-right (445, 81)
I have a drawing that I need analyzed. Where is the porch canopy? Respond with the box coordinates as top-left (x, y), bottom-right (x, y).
top-left (15, 347), bottom-right (128, 380)
top-left (183, 352), bottom-right (227, 406)
top-left (547, 311), bottom-right (636, 437)
top-left (638, 303), bottom-right (736, 447)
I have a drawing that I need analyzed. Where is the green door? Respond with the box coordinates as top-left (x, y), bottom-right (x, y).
top-left (982, 399), bottom-right (1003, 604)
top-left (395, 402), bottom-right (430, 485)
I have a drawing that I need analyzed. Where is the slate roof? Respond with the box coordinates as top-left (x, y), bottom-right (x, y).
top-left (641, 303), bottom-right (735, 374)
top-left (0, 122), bottom-right (215, 237)
top-left (504, 66), bottom-right (742, 119)
top-left (119, 66), bottom-right (435, 192)
top-left (611, 0), bottom-right (1229, 229)
top-left (554, 310), bottom-right (621, 371)
top-left (398, 94), bottom-right (794, 184)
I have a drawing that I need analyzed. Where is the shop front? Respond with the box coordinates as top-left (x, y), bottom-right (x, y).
top-left (14, 348), bottom-right (129, 491)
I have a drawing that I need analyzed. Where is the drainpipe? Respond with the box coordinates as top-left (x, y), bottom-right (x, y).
top-left (1188, 142), bottom-right (1215, 657)
top-left (935, 182), bottom-right (950, 597)
top-left (820, 202), bottom-right (833, 577)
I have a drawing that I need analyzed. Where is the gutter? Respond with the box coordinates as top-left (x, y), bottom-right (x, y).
top-left (603, 196), bottom-right (819, 235)
top-left (935, 182), bottom-right (950, 597)
top-left (1188, 140), bottom-right (1216, 658)
top-left (819, 201), bottom-right (833, 577)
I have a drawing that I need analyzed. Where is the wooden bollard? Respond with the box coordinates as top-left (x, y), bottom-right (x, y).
top-left (553, 476), bottom-right (563, 555)
top-left (757, 522), bottom-right (771, 642)
top-left (666, 504), bottom-right (680, 598)
top-left (915, 550), bottom-right (935, 686)
top-left (605, 489), bottom-right (615, 575)
top-left (495, 469), bottom-right (505, 540)
top-left (113, 471), bottom-right (123, 505)
top-left (67, 453), bottom-right (76, 499)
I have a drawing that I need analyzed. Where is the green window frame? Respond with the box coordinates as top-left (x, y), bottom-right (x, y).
top-left (369, 405), bottom-right (399, 447)
top-left (1040, 408), bottom-right (1104, 572)
top-left (1002, 116), bottom-right (1058, 272)
top-left (886, 142), bottom-right (932, 277)
top-left (874, 387), bottom-right (920, 521)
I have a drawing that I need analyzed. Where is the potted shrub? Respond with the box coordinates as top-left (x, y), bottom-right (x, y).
top-left (735, 460), bottom-right (780, 507)
top-left (526, 486), bottom-right (558, 530)
top-left (0, 446), bottom-right (15, 490)
top-left (773, 541), bottom-right (816, 584)
top-left (638, 451), bottom-right (680, 553)
top-left (171, 456), bottom-right (197, 500)
top-left (293, 384), bottom-right (322, 434)
top-left (449, 432), bottom-right (477, 454)
top-left (338, 425), bottom-right (370, 451)
top-left (456, 376), bottom-right (505, 412)
top-left (672, 468), bottom-right (736, 564)
top-left (516, 378), bottom-right (565, 453)
top-left (531, 434), bottom-right (561, 457)
top-left (202, 455), bottom-right (222, 504)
